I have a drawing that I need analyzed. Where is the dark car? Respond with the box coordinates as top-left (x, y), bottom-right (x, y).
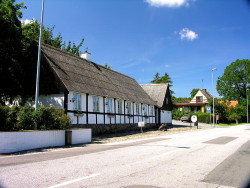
top-left (180, 114), bottom-right (191, 122)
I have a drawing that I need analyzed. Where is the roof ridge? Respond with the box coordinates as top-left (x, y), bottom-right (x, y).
top-left (40, 42), bottom-right (136, 81)
top-left (140, 83), bottom-right (169, 85)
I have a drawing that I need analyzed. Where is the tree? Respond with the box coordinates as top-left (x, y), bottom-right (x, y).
top-left (172, 97), bottom-right (190, 103)
top-left (151, 72), bottom-right (161, 83)
top-left (22, 19), bottom-right (84, 56)
top-left (0, 0), bottom-right (26, 103)
top-left (208, 98), bottom-right (228, 123)
top-left (0, 1), bottom-right (87, 104)
top-left (151, 72), bottom-right (174, 95)
top-left (151, 72), bottom-right (173, 86)
top-left (216, 59), bottom-right (250, 102)
top-left (190, 88), bottom-right (199, 99)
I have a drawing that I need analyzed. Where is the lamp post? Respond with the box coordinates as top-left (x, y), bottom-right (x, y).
top-left (35, 0), bottom-right (45, 111)
top-left (212, 68), bottom-right (216, 128)
top-left (247, 88), bottom-right (249, 123)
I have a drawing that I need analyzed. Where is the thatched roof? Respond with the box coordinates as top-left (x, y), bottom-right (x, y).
top-left (200, 89), bottom-right (212, 100)
top-left (140, 84), bottom-right (169, 107)
top-left (41, 43), bottom-right (156, 105)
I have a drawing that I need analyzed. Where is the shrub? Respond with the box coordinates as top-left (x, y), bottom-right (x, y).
top-left (227, 113), bottom-right (241, 123)
top-left (6, 105), bottom-right (20, 130)
top-left (59, 114), bottom-right (71, 130)
top-left (33, 107), bottom-right (71, 130)
top-left (0, 105), bottom-right (10, 131)
top-left (18, 106), bottom-right (35, 130)
top-left (197, 112), bottom-right (210, 123)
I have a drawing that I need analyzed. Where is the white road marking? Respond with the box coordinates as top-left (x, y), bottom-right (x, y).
top-left (47, 173), bottom-right (100, 188)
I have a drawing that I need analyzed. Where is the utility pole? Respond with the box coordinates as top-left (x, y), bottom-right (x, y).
top-left (247, 88), bottom-right (249, 123)
top-left (212, 68), bottom-right (216, 128)
top-left (35, 0), bottom-right (45, 111)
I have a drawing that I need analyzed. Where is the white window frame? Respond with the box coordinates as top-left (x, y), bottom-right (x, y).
top-left (150, 106), bottom-right (154, 115)
top-left (118, 100), bottom-right (122, 114)
top-left (73, 93), bottom-right (81, 110)
top-left (127, 102), bottom-right (132, 114)
top-left (143, 105), bottom-right (147, 116)
top-left (93, 96), bottom-right (99, 112)
top-left (106, 98), bottom-right (113, 113)
top-left (136, 103), bottom-right (140, 115)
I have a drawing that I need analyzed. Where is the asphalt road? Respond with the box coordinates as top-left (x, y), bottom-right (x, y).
top-left (0, 124), bottom-right (249, 188)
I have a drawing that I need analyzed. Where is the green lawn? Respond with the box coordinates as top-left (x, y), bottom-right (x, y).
top-left (209, 123), bottom-right (247, 126)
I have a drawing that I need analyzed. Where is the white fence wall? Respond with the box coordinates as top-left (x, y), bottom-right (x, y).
top-left (0, 129), bottom-right (92, 154)
top-left (71, 129), bottom-right (92, 145)
top-left (0, 130), bottom-right (65, 154)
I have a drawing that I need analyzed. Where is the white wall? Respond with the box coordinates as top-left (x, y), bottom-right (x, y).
top-left (161, 110), bottom-right (172, 124)
top-left (0, 130), bottom-right (65, 153)
top-left (71, 129), bottom-right (92, 144)
top-left (24, 94), bottom-right (64, 108)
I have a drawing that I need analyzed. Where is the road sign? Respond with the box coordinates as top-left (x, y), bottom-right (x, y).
top-left (216, 115), bottom-right (219, 120)
top-left (138, 122), bottom-right (145, 127)
top-left (207, 106), bottom-right (211, 113)
top-left (191, 115), bottom-right (198, 123)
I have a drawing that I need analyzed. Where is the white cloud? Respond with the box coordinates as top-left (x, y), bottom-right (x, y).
top-left (21, 19), bottom-right (31, 25)
top-left (21, 18), bottom-right (36, 26)
top-left (145, 0), bottom-right (190, 8)
top-left (179, 28), bottom-right (198, 40)
top-left (164, 64), bottom-right (169, 68)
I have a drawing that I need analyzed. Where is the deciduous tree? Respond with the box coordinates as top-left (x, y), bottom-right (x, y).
top-left (216, 59), bottom-right (250, 102)
top-left (190, 88), bottom-right (199, 99)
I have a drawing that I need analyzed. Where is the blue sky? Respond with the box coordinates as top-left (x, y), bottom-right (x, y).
top-left (18, 0), bottom-right (250, 98)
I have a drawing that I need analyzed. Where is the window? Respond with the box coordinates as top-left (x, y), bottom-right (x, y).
top-left (136, 104), bottom-right (140, 115)
top-left (126, 102), bottom-right (132, 114)
top-left (166, 98), bottom-right (169, 104)
top-left (118, 100), bottom-right (122, 114)
top-left (196, 96), bottom-right (203, 103)
top-left (106, 98), bottom-right (112, 113)
top-left (73, 93), bottom-right (81, 110)
top-left (93, 96), bottom-right (99, 112)
top-left (143, 105), bottom-right (147, 116)
top-left (150, 106), bottom-right (154, 115)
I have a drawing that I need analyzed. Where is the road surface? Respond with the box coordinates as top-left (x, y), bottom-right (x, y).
top-left (0, 124), bottom-right (249, 188)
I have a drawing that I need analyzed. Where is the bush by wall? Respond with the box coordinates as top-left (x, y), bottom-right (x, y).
top-left (0, 105), bottom-right (71, 131)
top-left (196, 112), bottom-right (210, 123)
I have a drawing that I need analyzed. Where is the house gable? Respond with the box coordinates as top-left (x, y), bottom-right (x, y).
top-left (161, 86), bottom-right (173, 111)
top-left (190, 89), bottom-right (211, 104)
top-left (140, 84), bottom-right (173, 111)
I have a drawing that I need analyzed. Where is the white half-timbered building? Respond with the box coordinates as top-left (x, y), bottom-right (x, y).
top-left (34, 43), bottom-right (161, 135)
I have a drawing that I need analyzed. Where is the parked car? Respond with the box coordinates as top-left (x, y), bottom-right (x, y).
top-left (180, 114), bottom-right (191, 122)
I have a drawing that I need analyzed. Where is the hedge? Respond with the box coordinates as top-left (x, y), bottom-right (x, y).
top-left (172, 110), bottom-right (210, 123)
top-left (0, 105), bottom-right (71, 131)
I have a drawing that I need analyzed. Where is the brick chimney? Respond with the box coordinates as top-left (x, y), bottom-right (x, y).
top-left (203, 89), bottom-right (207, 92)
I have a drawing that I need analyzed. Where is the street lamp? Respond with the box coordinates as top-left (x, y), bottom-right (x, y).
top-left (247, 88), bottom-right (249, 124)
top-left (212, 68), bottom-right (217, 128)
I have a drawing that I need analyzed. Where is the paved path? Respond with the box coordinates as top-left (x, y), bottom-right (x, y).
top-left (0, 124), bottom-right (249, 188)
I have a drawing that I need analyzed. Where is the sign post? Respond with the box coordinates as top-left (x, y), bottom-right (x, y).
top-left (206, 106), bottom-right (211, 124)
top-left (216, 115), bottom-right (219, 124)
top-left (191, 115), bottom-right (198, 129)
top-left (138, 122), bottom-right (145, 133)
